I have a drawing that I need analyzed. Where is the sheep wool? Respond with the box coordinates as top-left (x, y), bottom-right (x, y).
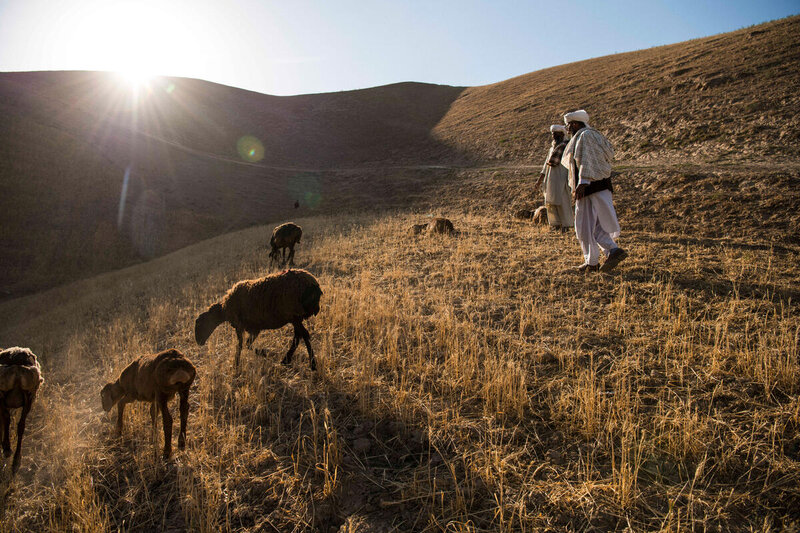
top-left (101, 349), bottom-right (196, 459)
top-left (270, 222), bottom-right (303, 266)
top-left (195, 269), bottom-right (322, 370)
top-left (0, 347), bottom-right (43, 393)
top-left (0, 346), bottom-right (44, 474)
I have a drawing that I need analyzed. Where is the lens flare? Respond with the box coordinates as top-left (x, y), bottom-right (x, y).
top-left (237, 136), bottom-right (264, 162)
top-left (117, 166), bottom-right (131, 228)
top-left (288, 174), bottom-right (323, 209)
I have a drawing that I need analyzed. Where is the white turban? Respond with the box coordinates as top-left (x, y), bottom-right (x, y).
top-left (549, 124), bottom-right (568, 134)
top-left (563, 109), bottom-right (590, 126)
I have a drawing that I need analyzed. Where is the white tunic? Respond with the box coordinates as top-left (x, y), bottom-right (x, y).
top-left (540, 144), bottom-right (571, 206)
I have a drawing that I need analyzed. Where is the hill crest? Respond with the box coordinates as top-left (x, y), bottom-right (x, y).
top-left (1, 15), bottom-right (799, 298)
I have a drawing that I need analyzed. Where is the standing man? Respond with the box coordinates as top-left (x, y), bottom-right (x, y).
top-left (562, 109), bottom-right (627, 272)
top-left (534, 125), bottom-right (573, 232)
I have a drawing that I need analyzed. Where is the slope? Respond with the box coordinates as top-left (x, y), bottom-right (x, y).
top-left (0, 198), bottom-right (797, 530)
top-left (433, 15), bottom-right (800, 164)
top-left (0, 72), bottom-right (465, 298)
top-left (2, 14), bottom-right (799, 299)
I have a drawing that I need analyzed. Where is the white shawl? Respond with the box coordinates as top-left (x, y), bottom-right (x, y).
top-left (562, 127), bottom-right (614, 190)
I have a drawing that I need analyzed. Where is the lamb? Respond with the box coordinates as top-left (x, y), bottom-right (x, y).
top-left (269, 222), bottom-right (303, 267)
top-left (0, 347), bottom-right (43, 474)
top-left (195, 269), bottom-right (322, 370)
top-left (101, 349), bottom-right (196, 459)
top-left (427, 217), bottom-right (456, 235)
top-left (532, 206), bottom-right (548, 225)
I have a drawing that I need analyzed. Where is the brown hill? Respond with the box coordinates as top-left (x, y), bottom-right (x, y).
top-left (0, 15), bottom-right (799, 532)
top-left (433, 15), bottom-right (800, 163)
top-left (1, 15), bottom-right (799, 299)
top-left (0, 73), bottom-right (465, 297)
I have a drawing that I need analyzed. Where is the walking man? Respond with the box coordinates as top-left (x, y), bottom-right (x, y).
top-left (561, 109), bottom-right (627, 272)
top-left (534, 125), bottom-right (573, 231)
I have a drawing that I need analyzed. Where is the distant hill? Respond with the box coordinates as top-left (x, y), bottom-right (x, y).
top-left (1, 15), bottom-right (799, 298)
top-left (0, 73), bottom-right (465, 297)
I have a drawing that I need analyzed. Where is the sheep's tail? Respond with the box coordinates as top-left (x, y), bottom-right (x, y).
top-left (195, 303), bottom-right (225, 345)
top-left (0, 364), bottom-right (42, 392)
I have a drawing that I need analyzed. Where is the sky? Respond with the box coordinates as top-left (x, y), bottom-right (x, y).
top-left (0, 0), bottom-right (797, 96)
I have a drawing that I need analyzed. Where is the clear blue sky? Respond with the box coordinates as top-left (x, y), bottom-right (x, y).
top-left (0, 0), bottom-right (796, 95)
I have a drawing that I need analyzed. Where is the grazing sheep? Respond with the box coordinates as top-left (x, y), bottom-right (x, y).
top-left (195, 269), bottom-right (322, 370)
top-left (513, 208), bottom-right (536, 220)
top-left (409, 223), bottom-right (427, 236)
top-left (101, 349), bottom-right (196, 459)
top-left (427, 217), bottom-right (456, 235)
top-left (0, 347), bottom-right (43, 474)
top-left (532, 206), bottom-right (548, 225)
top-left (269, 222), bottom-right (303, 267)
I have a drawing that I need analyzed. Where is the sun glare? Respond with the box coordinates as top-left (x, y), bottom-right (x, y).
top-left (64, 1), bottom-right (196, 90)
top-left (116, 68), bottom-right (154, 90)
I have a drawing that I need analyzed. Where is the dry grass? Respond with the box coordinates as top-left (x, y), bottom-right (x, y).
top-left (0, 16), bottom-right (798, 531)
top-left (0, 202), bottom-right (796, 531)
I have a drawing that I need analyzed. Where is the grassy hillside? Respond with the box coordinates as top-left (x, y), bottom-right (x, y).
top-left (0, 192), bottom-right (797, 530)
top-left (2, 16), bottom-right (800, 298)
top-left (433, 16), bottom-right (800, 164)
top-left (0, 14), bottom-right (798, 531)
top-left (0, 72), bottom-right (464, 298)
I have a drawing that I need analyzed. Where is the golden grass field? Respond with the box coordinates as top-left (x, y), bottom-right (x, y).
top-left (0, 180), bottom-right (797, 531)
top-left (0, 13), bottom-right (798, 533)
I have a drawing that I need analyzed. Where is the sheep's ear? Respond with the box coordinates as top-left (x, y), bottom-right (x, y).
top-left (101, 383), bottom-right (117, 412)
top-left (195, 303), bottom-right (224, 345)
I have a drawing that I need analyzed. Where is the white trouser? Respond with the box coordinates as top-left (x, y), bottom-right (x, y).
top-left (574, 189), bottom-right (619, 266)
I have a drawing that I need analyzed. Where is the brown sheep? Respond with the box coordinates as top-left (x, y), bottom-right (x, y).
top-left (0, 347), bottom-right (43, 474)
top-left (269, 222), bottom-right (302, 267)
top-left (427, 217), bottom-right (456, 235)
top-left (532, 206), bottom-right (548, 225)
top-left (195, 269), bottom-right (322, 370)
top-left (101, 349), bottom-right (196, 459)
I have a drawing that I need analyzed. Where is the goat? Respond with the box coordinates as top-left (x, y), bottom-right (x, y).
top-left (269, 222), bottom-right (303, 267)
top-left (0, 347), bottom-right (43, 474)
top-left (101, 349), bottom-right (196, 459)
top-left (195, 269), bottom-right (322, 370)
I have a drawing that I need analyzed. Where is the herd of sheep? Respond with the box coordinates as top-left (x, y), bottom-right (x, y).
top-left (0, 217), bottom-right (456, 471)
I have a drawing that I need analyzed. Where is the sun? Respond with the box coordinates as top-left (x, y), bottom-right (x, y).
top-left (115, 67), bottom-right (154, 90)
top-left (65, 1), bottom-right (191, 90)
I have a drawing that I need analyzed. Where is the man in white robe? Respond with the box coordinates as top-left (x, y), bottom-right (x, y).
top-left (534, 125), bottom-right (573, 231)
top-left (561, 109), bottom-right (628, 272)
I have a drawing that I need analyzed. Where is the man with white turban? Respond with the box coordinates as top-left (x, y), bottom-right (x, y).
top-left (562, 109), bottom-right (628, 272)
top-left (534, 124), bottom-right (573, 231)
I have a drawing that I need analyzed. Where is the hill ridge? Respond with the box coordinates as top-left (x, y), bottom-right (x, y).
top-left (1, 15), bottom-right (798, 298)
